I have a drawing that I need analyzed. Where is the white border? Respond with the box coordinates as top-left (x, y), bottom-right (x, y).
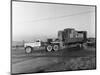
top-left (0, 0), bottom-right (99, 75)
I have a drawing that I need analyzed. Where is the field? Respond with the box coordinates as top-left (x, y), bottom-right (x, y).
top-left (11, 44), bottom-right (96, 74)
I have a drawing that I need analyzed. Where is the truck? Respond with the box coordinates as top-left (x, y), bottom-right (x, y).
top-left (24, 28), bottom-right (87, 53)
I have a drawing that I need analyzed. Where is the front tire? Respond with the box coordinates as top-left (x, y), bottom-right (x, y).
top-left (25, 46), bottom-right (32, 53)
top-left (46, 45), bottom-right (52, 52)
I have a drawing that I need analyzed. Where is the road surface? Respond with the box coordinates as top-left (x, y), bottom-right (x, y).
top-left (11, 47), bottom-right (96, 74)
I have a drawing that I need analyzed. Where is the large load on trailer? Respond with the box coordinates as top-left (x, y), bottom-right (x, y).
top-left (58, 28), bottom-right (87, 44)
top-left (24, 28), bottom-right (87, 53)
top-left (58, 28), bottom-right (87, 48)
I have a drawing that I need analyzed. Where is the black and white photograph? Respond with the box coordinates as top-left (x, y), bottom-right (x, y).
top-left (11, 0), bottom-right (96, 74)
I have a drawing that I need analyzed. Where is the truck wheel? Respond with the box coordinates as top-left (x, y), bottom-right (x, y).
top-left (25, 46), bottom-right (32, 53)
top-left (46, 45), bottom-right (52, 52)
top-left (53, 45), bottom-right (59, 51)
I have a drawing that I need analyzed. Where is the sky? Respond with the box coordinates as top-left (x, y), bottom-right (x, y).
top-left (12, 1), bottom-right (96, 41)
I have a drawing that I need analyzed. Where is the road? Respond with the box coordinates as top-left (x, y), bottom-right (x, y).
top-left (12, 57), bottom-right (60, 74)
top-left (11, 47), bottom-right (96, 74)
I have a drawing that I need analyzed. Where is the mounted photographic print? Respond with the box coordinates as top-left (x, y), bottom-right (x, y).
top-left (11, 0), bottom-right (96, 74)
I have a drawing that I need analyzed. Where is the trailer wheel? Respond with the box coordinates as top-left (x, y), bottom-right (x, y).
top-left (46, 45), bottom-right (52, 52)
top-left (25, 46), bottom-right (32, 53)
top-left (82, 43), bottom-right (87, 49)
top-left (53, 45), bottom-right (59, 51)
top-left (78, 44), bottom-right (83, 49)
top-left (79, 44), bottom-right (82, 48)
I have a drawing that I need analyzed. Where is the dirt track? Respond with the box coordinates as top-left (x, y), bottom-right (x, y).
top-left (11, 47), bottom-right (96, 74)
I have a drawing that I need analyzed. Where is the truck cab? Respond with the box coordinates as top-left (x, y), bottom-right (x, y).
top-left (24, 40), bottom-right (41, 53)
